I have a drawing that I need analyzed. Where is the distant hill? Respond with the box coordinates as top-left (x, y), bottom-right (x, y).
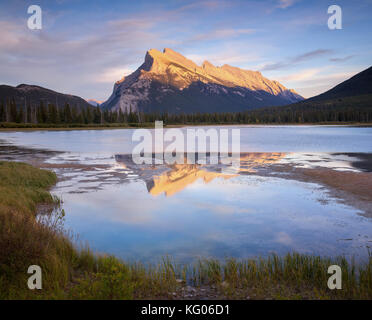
top-left (101, 48), bottom-right (303, 113)
top-left (307, 66), bottom-right (372, 102)
top-left (273, 65), bottom-right (372, 112)
top-left (246, 66), bottom-right (372, 123)
top-left (0, 84), bottom-right (92, 109)
top-left (87, 99), bottom-right (103, 107)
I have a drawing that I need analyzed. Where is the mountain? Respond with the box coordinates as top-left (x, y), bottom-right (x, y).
top-left (0, 84), bottom-right (92, 109)
top-left (87, 99), bottom-right (103, 107)
top-left (251, 65), bottom-right (372, 123)
top-left (101, 48), bottom-right (303, 113)
top-left (280, 65), bottom-right (372, 111)
top-left (307, 66), bottom-right (372, 102)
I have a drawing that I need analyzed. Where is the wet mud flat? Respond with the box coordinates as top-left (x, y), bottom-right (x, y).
top-left (0, 141), bottom-right (121, 191)
top-left (0, 141), bottom-right (59, 166)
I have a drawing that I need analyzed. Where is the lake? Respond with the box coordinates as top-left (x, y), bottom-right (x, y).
top-left (1, 125), bottom-right (372, 264)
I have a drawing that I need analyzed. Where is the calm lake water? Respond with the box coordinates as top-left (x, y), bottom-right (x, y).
top-left (1, 125), bottom-right (372, 263)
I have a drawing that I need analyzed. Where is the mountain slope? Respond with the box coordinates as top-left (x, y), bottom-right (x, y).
top-left (307, 66), bottom-right (372, 101)
top-left (0, 84), bottom-right (92, 109)
top-left (252, 65), bottom-right (372, 123)
top-left (101, 48), bottom-right (303, 113)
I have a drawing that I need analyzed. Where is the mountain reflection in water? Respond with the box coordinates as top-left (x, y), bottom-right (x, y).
top-left (115, 152), bottom-right (286, 197)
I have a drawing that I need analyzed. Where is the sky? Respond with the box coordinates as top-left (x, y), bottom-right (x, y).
top-left (0, 0), bottom-right (371, 101)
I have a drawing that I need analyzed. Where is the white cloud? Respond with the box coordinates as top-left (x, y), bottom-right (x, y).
top-left (278, 68), bottom-right (324, 81)
top-left (189, 28), bottom-right (256, 42)
top-left (277, 0), bottom-right (297, 9)
top-left (0, 15), bottom-right (167, 100)
top-left (186, 49), bottom-right (259, 67)
top-left (275, 67), bottom-right (359, 98)
top-left (95, 67), bottom-right (134, 83)
top-left (275, 232), bottom-right (293, 245)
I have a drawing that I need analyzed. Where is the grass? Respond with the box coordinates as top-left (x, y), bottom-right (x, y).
top-left (0, 161), bottom-right (371, 299)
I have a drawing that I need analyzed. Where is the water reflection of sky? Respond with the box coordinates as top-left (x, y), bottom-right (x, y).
top-left (1, 125), bottom-right (372, 153)
top-left (57, 172), bottom-right (372, 264)
top-left (1, 127), bottom-right (372, 263)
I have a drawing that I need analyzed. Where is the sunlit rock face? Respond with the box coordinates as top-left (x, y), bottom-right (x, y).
top-left (101, 48), bottom-right (303, 113)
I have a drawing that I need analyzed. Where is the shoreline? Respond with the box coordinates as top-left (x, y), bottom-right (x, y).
top-left (1, 122), bottom-right (372, 132)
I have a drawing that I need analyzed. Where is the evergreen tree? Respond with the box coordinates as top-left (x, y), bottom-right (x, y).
top-left (0, 102), bottom-right (5, 122)
top-left (118, 109), bottom-right (124, 123)
top-left (17, 106), bottom-right (24, 123)
top-left (47, 104), bottom-right (58, 123)
top-left (10, 99), bottom-right (17, 122)
top-left (64, 104), bottom-right (72, 123)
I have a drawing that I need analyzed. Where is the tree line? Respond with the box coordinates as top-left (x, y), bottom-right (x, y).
top-left (1, 96), bottom-right (371, 126)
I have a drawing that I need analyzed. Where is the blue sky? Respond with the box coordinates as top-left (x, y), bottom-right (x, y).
top-left (0, 0), bottom-right (371, 101)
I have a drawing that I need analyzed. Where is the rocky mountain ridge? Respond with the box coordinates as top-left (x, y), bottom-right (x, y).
top-left (101, 48), bottom-right (303, 113)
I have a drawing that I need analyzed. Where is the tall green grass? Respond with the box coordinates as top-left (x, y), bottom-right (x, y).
top-left (0, 161), bottom-right (371, 299)
top-left (0, 161), bottom-right (76, 299)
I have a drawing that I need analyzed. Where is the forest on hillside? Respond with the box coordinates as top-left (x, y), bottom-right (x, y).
top-left (1, 94), bottom-right (372, 127)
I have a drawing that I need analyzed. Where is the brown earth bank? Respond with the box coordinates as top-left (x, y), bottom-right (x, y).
top-left (301, 168), bottom-right (372, 202)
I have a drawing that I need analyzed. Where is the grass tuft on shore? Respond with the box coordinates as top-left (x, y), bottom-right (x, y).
top-left (0, 161), bottom-right (371, 300)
